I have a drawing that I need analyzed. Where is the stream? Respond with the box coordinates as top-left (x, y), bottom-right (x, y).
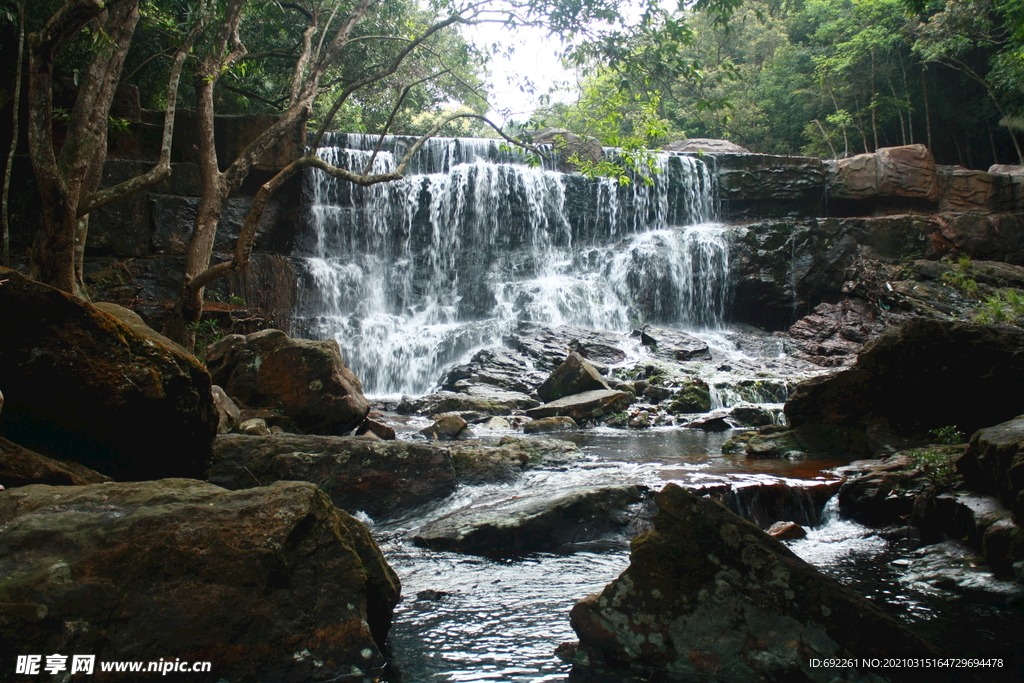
top-left (370, 425), bottom-right (1023, 683)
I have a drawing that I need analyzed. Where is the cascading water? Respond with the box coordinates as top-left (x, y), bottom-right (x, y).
top-left (293, 133), bottom-right (727, 395)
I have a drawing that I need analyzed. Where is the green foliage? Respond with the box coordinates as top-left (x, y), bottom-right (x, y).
top-left (973, 288), bottom-right (1024, 324)
top-left (940, 254), bottom-right (980, 297)
top-left (910, 448), bottom-right (960, 489)
top-left (929, 425), bottom-right (965, 444)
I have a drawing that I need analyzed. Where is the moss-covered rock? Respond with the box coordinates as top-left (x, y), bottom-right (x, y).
top-left (666, 379), bottom-right (711, 414)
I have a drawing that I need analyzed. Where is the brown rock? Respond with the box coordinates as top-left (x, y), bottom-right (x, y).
top-left (357, 417), bottom-right (397, 440)
top-left (536, 352), bottom-right (610, 402)
top-left (211, 385), bottom-right (242, 434)
top-left (0, 437), bottom-right (112, 488)
top-left (206, 329), bottom-right (370, 435)
top-left (767, 520), bottom-right (807, 540)
top-left (209, 434), bottom-right (457, 517)
top-left (421, 414), bottom-right (469, 439)
top-left (0, 479), bottom-right (399, 682)
top-left (938, 167), bottom-right (1000, 211)
top-left (526, 389), bottom-right (634, 422)
top-left (0, 268), bottom-right (217, 480)
top-left (828, 144), bottom-right (939, 201)
top-left (524, 416), bottom-right (579, 434)
top-left (570, 484), bottom-right (943, 682)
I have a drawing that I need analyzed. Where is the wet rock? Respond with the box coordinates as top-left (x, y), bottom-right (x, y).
top-left (509, 322), bottom-right (628, 371)
top-left (208, 434), bottom-right (456, 517)
top-left (0, 437), bottom-right (113, 488)
top-left (570, 483), bottom-right (943, 682)
top-left (957, 415), bottom-right (1024, 525)
top-left (665, 379), bottom-right (712, 414)
top-left (786, 300), bottom-right (890, 366)
top-left (0, 479), bottom-right (400, 682)
top-left (537, 352), bottom-right (610, 402)
top-left (837, 453), bottom-right (932, 526)
top-left (421, 414), bottom-right (470, 439)
top-left (767, 520), bottom-right (807, 540)
top-left (449, 436), bottom-right (583, 485)
top-left (982, 517), bottom-right (1024, 578)
top-left (713, 154), bottom-right (826, 219)
top-left (205, 329), bottom-right (370, 435)
top-left (682, 410), bottom-right (732, 431)
top-left (827, 144), bottom-right (940, 202)
top-left (706, 479), bottom-right (841, 528)
top-left (729, 403), bottom-right (775, 427)
top-left (899, 540), bottom-right (1024, 602)
top-left (401, 387), bottom-right (538, 416)
top-left (0, 268), bottom-right (217, 480)
top-left (633, 326), bottom-right (711, 361)
top-left (410, 484), bottom-right (647, 555)
top-left (357, 417), bottom-right (397, 440)
top-left (441, 347), bottom-right (545, 394)
top-left (212, 385), bottom-right (242, 434)
top-left (526, 389), bottom-right (634, 423)
top-left (662, 138), bottom-right (750, 154)
top-left (939, 167), bottom-right (1003, 212)
top-left (481, 416), bottom-right (512, 429)
top-left (785, 319), bottom-right (1024, 454)
top-left (524, 416), bottom-right (579, 434)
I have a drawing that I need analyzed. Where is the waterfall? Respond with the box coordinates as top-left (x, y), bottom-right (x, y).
top-left (293, 133), bottom-right (727, 395)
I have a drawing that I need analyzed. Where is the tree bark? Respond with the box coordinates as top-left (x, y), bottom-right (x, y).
top-left (2, 0), bottom-right (25, 268)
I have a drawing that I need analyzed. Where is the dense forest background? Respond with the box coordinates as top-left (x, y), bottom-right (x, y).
top-left (0, 0), bottom-right (1021, 336)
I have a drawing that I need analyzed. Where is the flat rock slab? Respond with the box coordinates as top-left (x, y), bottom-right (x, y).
top-left (0, 479), bottom-right (400, 682)
top-left (637, 326), bottom-right (712, 361)
top-left (526, 389), bottom-right (634, 422)
top-left (570, 483), bottom-right (947, 683)
top-left (401, 386), bottom-right (538, 416)
top-left (448, 436), bottom-right (584, 485)
top-left (209, 434), bottom-right (456, 518)
top-left (510, 322), bottom-right (629, 371)
top-left (410, 484), bottom-right (647, 555)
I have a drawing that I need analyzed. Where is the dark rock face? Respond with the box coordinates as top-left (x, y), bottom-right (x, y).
top-left (958, 416), bottom-right (1024, 525)
top-left (0, 269), bottom-right (217, 480)
top-left (0, 437), bottom-right (113, 488)
top-left (710, 153), bottom-right (825, 219)
top-left (206, 329), bottom-right (369, 435)
top-left (0, 479), bottom-right (400, 683)
top-left (569, 484), bottom-right (942, 683)
top-left (785, 319), bottom-right (1024, 453)
top-left (837, 453), bottom-right (936, 526)
top-left (537, 352), bottom-right (610, 402)
top-left (410, 484), bottom-right (647, 555)
top-left (786, 301), bottom-right (891, 366)
top-left (209, 434), bottom-right (457, 518)
top-left (509, 323), bottom-right (629, 372)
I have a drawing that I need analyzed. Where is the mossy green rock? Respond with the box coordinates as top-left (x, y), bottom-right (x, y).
top-left (666, 379), bottom-right (711, 414)
top-left (570, 483), bottom-right (943, 682)
top-left (0, 479), bottom-right (399, 682)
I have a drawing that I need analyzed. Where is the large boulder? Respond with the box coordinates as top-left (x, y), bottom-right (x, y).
top-left (569, 483), bottom-right (943, 682)
top-left (209, 434), bottom-right (457, 518)
top-left (0, 479), bottom-right (400, 682)
top-left (410, 484), bottom-right (647, 554)
top-left (826, 144), bottom-right (940, 202)
top-left (0, 437), bottom-right (112, 488)
top-left (526, 389), bottom-right (634, 422)
top-left (536, 352), bottom-right (610, 403)
top-left (0, 268), bottom-right (217, 480)
top-left (784, 319), bottom-right (1024, 453)
top-left (957, 415), bottom-right (1024, 525)
top-left (205, 329), bottom-right (369, 435)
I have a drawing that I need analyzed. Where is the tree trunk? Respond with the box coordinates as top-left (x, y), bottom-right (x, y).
top-left (922, 67), bottom-right (932, 153)
top-left (2, 0), bottom-right (25, 268)
top-left (26, 0), bottom-right (140, 297)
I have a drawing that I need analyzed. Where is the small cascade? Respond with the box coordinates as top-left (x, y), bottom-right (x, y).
top-left (709, 480), bottom-right (840, 528)
top-left (293, 133), bottom-right (726, 395)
